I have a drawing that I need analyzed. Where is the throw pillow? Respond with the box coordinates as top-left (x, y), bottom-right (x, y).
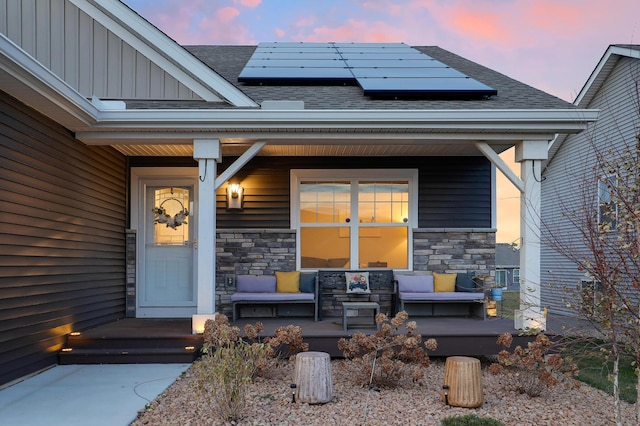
top-left (395, 274), bottom-right (434, 293)
top-left (433, 272), bottom-right (457, 292)
top-left (345, 271), bottom-right (370, 293)
top-left (299, 272), bottom-right (316, 293)
top-left (276, 271), bottom-right (300, 293)
top-left (455, 272), bottom-right (477, 292)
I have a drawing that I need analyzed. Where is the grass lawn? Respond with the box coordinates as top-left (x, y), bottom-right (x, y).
top-left (563, 340), bottom-right (637, 404)
top-left (495, 290), bottom-right (519, 319)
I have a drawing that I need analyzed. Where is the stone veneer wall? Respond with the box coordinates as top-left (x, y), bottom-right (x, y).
top-left (412, 228), bottom-right (496, 286)
top-left (125, 230), bottom-right (136, 318)
top-left (216, 229), bottom-right (297, 317)
top-left (214, 228), bottom-right (496, 317)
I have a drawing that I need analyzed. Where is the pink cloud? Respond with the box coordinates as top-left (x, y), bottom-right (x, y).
top-left (235, 0), bottom-right (261, 7)
top-left (291, 17), bottom-right (404, 43)
top-left (218, 6), bottom-right (240, 21)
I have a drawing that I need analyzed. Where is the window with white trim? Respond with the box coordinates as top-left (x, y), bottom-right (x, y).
top-left (513, 268), bottom-right (520, 285)
top-left (292, 169), bottom-right (417, 269)
top-left (598, 174), bottom-right (618, 227)
top-left (495, 269), bottom-right (507, 288)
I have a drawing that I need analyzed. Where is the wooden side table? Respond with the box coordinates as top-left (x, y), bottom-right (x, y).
top-left (442, 356), bottom-right (483, 408)
top-left (342, 302), bottom-right (380, 331)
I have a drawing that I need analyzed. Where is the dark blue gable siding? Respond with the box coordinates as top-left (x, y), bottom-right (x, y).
top-left (418, 156), bottom-right (491, 228)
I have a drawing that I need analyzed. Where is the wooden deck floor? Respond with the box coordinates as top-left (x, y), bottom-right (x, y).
top-left (70, 314), bottom-right (555, 359)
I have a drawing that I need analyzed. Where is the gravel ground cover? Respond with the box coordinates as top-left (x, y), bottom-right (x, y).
top-left (131, 358), bottom-right (634, 426)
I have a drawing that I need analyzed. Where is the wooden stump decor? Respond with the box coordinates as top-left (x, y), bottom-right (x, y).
top-left (442, 356), bottom-right (483, 408)
top-left (293, 351), bottom-right (333, 404)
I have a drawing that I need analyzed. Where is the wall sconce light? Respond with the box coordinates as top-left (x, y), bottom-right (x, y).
top-left (226, 183), bottom-right (244, 210)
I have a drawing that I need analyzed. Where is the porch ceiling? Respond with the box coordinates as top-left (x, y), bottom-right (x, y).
top-left (111, 142), bottom-right (513, 157)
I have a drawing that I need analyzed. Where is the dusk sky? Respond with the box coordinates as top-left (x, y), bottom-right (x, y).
top-left (121, 0), bottom-right (639, 244)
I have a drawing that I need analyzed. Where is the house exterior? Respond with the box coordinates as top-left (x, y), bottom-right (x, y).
top-left (495, 243), bottom-right (520, 291)
top-left (540, 45), bottom-right (640, 316)
top-left (0, 0), bottom-right (597, 385)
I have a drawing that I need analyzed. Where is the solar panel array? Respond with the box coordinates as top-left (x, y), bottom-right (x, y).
top-left (238, 42), bottom-right (497, 98)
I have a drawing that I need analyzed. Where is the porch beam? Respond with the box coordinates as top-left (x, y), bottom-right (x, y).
top-left (513, 140), bottom-right (548, 331)
top-left (214, 141), bottom-right (267, 191)
top-left (192, 139), bottom-right (221, 334)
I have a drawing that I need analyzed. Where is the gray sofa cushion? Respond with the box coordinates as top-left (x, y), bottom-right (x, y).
top-left (399, 291), bottom-right (484, 301)
top-left (236, 275), bottom-right (276, 293)
top-left (395, 274), bottom-right (434, 293)
top-left (231, 292), bottom-right (315, 302)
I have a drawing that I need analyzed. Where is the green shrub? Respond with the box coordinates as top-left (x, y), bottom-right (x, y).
top-left (441, 414), bottom-right (505, 426)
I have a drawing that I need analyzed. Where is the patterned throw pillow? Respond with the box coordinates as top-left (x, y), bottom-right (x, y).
top-left (345, 271), bottom-right (370, 293)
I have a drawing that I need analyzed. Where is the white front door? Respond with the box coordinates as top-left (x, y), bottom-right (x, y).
top-left (132, 170), bottom-right (198, 317)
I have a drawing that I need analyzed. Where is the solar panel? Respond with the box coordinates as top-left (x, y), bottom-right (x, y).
top-left (238, 42), bottom-right (497, 98)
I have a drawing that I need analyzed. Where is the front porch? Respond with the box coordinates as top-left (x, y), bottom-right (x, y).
top-left (58, 311), bottom-right (574, 364)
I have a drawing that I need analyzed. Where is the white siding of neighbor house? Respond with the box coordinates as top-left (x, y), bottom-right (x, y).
top-left (541, 56), bottom-right (640, 316)
top-left (0, 0), bottom-right (200, 100)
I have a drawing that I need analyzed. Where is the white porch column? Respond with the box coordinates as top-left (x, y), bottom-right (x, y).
top-left (514, 140), bottom-right (547, 331)
top-left (192, 139), bottom-right (221, 334)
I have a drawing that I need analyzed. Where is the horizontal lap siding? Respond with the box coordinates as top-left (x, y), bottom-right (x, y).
top-left (0, 91), bottom-right (127, 385)
top-left (541, 56), bottom-right (640, 316)
top-left (211, 156), bottom-right (491, 229)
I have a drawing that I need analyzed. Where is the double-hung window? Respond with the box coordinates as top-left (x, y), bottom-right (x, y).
top-left (291, 169), bottom-right (417, 270)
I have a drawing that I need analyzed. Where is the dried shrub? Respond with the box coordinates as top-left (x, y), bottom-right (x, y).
top-left (244, 322), bottom-right (309, 377)
top-left (490, 332), bottom-right (579, 397)
top-left (194, 315), bottom-right (309, 421)
top-left (194, 315), bottom-right (267, 422)
top-left (337, 311), bottom-right (437, 388)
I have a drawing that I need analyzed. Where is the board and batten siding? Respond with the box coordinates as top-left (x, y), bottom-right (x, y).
top-left (541, 56), bottom-right (640, 316)
top-left (210, 156), bottom-right (491, 229)
top-left (0, 0), bottom-right (200, 100)
top-left (0, 90), bottom-right (127, 386)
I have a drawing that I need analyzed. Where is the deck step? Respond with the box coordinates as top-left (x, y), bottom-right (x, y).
top-left (58, 326), bottom-right (204, 365)
top-left (59, 347), bottom-right (200, 364)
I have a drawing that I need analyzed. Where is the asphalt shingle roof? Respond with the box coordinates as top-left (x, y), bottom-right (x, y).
top-left (184, 45), bottom-right (577, 110)
top-left (126, 45), bottom-right (578, 110)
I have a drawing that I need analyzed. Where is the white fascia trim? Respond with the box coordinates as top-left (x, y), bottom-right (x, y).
top-left (0, 34), bottom-right (99, 125)
top-left (72, 0), bottom-right (257, 107)
top-left (574, 45), bottom-right (640, 107)
top-left (91, 108), bottom-right (599, 132)
top-left (77, 132), bottom-right (558, 143)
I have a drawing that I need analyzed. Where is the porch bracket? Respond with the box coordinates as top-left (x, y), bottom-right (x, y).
top-left (192, 139), bottom-right (221, 334)
top-left (474, 142), bottom-right (524, 193)
top-left (215, 141), bottom-right (267, 190)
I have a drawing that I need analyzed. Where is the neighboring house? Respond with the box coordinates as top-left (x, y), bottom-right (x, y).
top-left (495, 243), bottom-right (520, 291)
top-left (540, 45), bottom-right (640, 316)
top-left (0, 0), bottom-right (597, 385)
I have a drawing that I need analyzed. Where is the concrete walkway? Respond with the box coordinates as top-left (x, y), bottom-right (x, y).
top-left (0, 363), bottom-right (191, 426)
